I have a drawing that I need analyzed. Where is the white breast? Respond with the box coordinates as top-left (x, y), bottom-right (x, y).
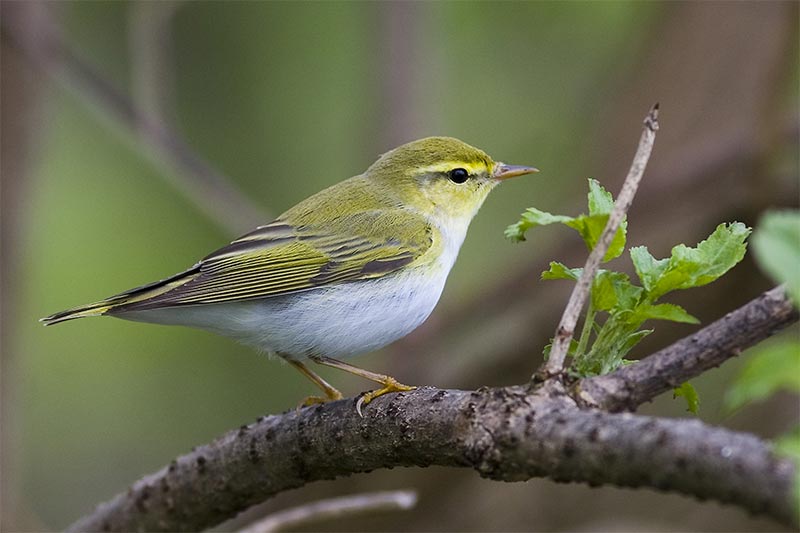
top-left (123, 266), bottom-right (447, 359)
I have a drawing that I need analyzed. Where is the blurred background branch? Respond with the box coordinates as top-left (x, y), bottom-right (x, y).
top-left (0, 1), bottom-right (266, 235)
top-left (127, 1), bottom-right (182, 137)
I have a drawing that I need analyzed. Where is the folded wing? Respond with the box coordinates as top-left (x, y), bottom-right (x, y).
top-left (113, 211), bottom-right (432, 312)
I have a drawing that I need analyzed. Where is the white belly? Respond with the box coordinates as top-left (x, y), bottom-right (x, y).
top-left (120, 266), bottom-right (449, 359)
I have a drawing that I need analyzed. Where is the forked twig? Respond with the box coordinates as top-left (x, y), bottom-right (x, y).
top-left (539, 103), bottom-right (660, 377)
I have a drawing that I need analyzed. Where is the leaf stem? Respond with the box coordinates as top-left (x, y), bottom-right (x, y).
top-left (574, 300), bottom-right (596, 364)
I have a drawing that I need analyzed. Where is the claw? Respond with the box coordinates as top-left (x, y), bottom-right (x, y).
top-left (356, 395), bottom-right (367, 418)
top-left (354, 378), bottom-right (416, 417)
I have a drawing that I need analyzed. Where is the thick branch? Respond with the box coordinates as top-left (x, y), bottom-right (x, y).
top-left (542, 104), bottom-right (659, 376)
top-left (67, 381), bottom-right (796, 532)
top-left (579, 286), bottom-right (798, 412)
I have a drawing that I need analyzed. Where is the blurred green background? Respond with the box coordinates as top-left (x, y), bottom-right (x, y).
top-left (2, 1), bottom-right (798, 531)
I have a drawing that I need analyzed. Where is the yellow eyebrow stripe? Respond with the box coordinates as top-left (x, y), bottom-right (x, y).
top-left (415, 161), bottom-right (489, 175)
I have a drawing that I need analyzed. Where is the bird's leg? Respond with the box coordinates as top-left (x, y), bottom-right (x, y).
top-left (288, 359), bottom-right (344, 407)
top-left (310, 355), bottom-right (416, 416)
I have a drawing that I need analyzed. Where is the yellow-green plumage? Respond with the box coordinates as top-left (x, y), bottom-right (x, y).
top-left (41, 136), bottom-right (536, 408)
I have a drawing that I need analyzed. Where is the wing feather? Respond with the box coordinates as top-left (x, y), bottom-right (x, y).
top-left (115, 211), bottom-right (432, 311)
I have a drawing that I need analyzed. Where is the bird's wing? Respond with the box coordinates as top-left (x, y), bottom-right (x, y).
top-left (114, 211), bottom-right (433, 311)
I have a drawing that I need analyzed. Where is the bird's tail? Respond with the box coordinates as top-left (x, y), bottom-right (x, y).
top-left (40, 300), bottom-right (115, 325)
top-left (40, 266), bottom-right (199, 326)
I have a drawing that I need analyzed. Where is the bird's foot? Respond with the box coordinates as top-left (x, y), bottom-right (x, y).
top-left (355, 378), bottom-right (416, 417)
top-left (297, 389), bottom-right (344, 409)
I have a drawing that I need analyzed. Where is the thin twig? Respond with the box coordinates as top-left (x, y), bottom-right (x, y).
top-left (539, 103), bottom-right (660, 377)
top-left (0, 3), bottom-right (267, 234)
top-left (239, 490), bottom-right (418, 533)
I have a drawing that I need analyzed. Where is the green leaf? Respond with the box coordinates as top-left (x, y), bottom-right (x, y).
top-left (586, 179), bottom-right (627, 261)
top-left (606, 218), bottom-right (628, 262)
top-left (564, 215), bottom-right (627, 262)
top-left (591, 271), bottom-right (641, 312)
top-left (565, 215), bottom-right (601, 247)
top-left (610, 274), bottom-right (644, 313)
top-left (673, 382), bottom-right (700, 414)
top-left (591, 270), bottom-right (619, 311)
top-left (587, 178), bottom-right (614, 216)
top-left (541, 266), bottom-right (642, 313)
top-left (630, 245), bottom-right (669, 293)
top-left (631, 303), bottom-right (700, 324)
top-left (637, 223), bottom-right (751, 299)
top-left (541, 262), bottom-right (581, 281)
top-left (752, 210), bottom-right (800, 305)
top-left (724, 337), bottom-right (800, 412)
top-left (617, 329), bottom-right (652, 357)
top-left (506, 179), bottom-right (626, 261)
top-left (505, 208), bottom-right (575, 242)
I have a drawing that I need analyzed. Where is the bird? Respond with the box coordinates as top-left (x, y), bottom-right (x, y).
top-left (41, 137), bottom-right (537, 414)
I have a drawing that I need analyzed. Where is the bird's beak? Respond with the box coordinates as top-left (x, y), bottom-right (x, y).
top-left (492, 163), bottom-right (539, 181)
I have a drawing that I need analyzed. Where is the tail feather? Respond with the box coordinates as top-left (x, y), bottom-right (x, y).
top-left (40, 266), bottom-right (200, 326)
top-left (40, 301), bottom-right (114, 326)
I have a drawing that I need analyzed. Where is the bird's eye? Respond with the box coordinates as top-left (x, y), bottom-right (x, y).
top-left (448, 168), bottom-right (469, 184)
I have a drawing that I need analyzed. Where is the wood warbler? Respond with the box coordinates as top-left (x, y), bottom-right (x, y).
top-left (42, 137), bottom-right (537, 414)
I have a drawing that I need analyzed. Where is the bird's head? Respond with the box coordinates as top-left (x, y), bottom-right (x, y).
top-left (366, 136), bottom-right (538, 221)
